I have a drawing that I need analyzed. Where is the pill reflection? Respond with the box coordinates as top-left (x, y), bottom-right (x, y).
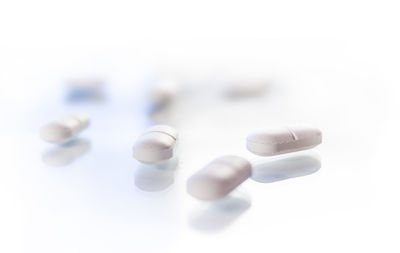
top-left (134, 156), bottom-right (179, 192)
top-left (189, 191), bottom-right (251, 232)
top-left (42, 138), bottom-right (91, 167)
top-left (251, 154), bottom-right (321, 183)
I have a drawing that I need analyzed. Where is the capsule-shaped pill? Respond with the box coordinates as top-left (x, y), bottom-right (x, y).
top-left (132, 125), bottom-right (178, 164)
top-left (187, 155), bottom-right (252, 201)
top-left (247, 124), bottom-right (322, 156)
top-left (224, 80), bottom-right (268, 99)
top-left (40, 113), bottom-right (90, 144)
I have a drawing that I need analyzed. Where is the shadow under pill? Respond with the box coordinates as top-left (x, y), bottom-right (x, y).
top-left (189, 191), bottom-right (251, 232)
top-left (134, 156), bottom-right (179, 192)
top-left (251, 154), bottom-right (321, 183)
top-left (42, 138), bottom-right (91, 167)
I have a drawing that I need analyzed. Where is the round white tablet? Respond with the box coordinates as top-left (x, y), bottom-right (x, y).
top-left (132, 125), bottom-right (178, 164)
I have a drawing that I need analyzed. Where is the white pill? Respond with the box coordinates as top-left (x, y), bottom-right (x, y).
top-left (224, 80), bottom-right (268, 98)
top-left (40, 114), bottom-right (90, 144)
top-left (247, 124), bottom-right (322, 156)
top-left (67, 75), bottom-right (104, 89)
top-left (132, 125), bottom-right (178, 164)
top-left (187, 156), bottom-right (252, 201)
top-left (149, 79), bottom-right (178, 109)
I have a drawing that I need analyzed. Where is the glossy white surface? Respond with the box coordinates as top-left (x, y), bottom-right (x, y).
top-left (1, 1), bottom-right (400, 252)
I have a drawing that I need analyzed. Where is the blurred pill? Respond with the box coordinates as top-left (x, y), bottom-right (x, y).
top-left (247, 124), bottom-right (322, 156)
top-left (66, 76), bottom-right (104, 101)
top-left (148, 79), bottom-right (178, 109)
top-left (187, 156), bottom-right (252, 201)
top-left (132, 125), bottom-right (178, 164)
top-left (68, 76), bottom-right (103, 89)
top-left (224, 80), bottom-right (267, 98)
top-left (40, 113), bottom-right (90, 144)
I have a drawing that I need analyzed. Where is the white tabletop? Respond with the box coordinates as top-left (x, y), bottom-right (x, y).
top-left (1, 1), bottom-right (399, 252)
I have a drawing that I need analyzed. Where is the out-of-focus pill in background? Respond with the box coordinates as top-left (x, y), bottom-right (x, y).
top-left (66, 76), bottom-right (105, 102)
top-left (148, 79), bottom-right (179, 110)
top-left (223, 79), bottom-right (268, 99)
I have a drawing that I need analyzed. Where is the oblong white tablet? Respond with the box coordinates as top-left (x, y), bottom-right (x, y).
top-left (187, 156), bottom-right (252, 201)
top-left (132, 125), bottom-right (178, 164)
top-left (40, 113), bottom-right (90, 144)
top-left (247, 124), bottom-right (322, 156)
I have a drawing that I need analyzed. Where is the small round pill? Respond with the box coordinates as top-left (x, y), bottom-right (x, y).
top-left (132, 125), bottom-right (178, 164)
top-left (187, 155), bottom-right (252, 201)
top-left (40, 113), bottom-right (90, 144)
top-left (247, 124), bottom-right (322, 156)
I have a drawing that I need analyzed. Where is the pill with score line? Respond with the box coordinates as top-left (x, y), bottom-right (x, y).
top-left (132, 125), bottom-right (178, 164)
top-left (246, 124), bottom-right (322, 156)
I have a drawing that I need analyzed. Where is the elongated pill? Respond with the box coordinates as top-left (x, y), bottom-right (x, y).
top-left (187, 156), bottom-right (252, 201)
top-left (40, 113), bottom-right (90, 144)
top-left (224, 80), bottom-right (268, 99)
top-left (132, 125), bottom-right (178, 164)
top-left (247, 124), bottom-right (322, 156)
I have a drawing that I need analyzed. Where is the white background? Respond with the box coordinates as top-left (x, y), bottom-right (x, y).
top-left (1, 0), bottom-right (399, 252)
